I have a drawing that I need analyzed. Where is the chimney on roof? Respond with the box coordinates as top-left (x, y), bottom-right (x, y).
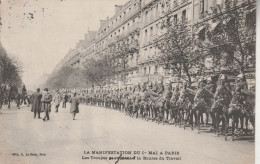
top-left (115, 5), bottom-right (123, 14)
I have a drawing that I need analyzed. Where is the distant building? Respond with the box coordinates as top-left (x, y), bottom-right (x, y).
top-left (55, 0), bottom-right (256, 88)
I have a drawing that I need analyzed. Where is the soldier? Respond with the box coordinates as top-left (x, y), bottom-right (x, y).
top-left (42, 88), bottom-right (52, 121)
top-left (162, 83), bottom-right (172, 122)
top-left (211, 74), bottom-right (232, 134)
top-left (205, 76), bottom-right (216, 93)
top-left (20, 84), bottom-right (28, 105)
top-left (169, 84), bottom-right (180, 124)
top-left (193, 78), bottom-right (214, 128)
top-left (157, 80), bottom-right (165, 94)
top-left (62, 92), bottom-right (68, 108)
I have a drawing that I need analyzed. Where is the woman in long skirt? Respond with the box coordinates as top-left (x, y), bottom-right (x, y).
top-left (70, 92), bottom-right (79, 120)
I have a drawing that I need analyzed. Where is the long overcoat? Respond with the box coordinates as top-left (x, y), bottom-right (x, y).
top-left (31, 92), bottom-right (42, 113)
top-left (70, 96), bottom-right (79, 113)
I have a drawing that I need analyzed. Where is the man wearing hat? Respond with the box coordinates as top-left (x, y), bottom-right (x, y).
top-left (53, 90), bottom-right (62, 113)
top-left (31, 88), bottom-right (42, 119)
top-left (210, 74), bottom-right (232, 132)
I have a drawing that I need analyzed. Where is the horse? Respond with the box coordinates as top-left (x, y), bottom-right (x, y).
top-left (6, 85), bottom-right (21, 109)
top-left (176, 87), bottom-right (196, 128)
top-left (227, 88), bottom-right (255, 141)
top-left (210, 83), bottom-right (232, 138)
top-left (242, 90), bottom-right (255, 133)
top-left (169, 87), bottom-right (180, 124)
top-left (144, 90), bottom-right (164, 123)
top-left (192, 87), bottom-right (214, 133)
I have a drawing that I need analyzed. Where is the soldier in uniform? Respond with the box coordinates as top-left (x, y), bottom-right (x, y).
top-left (162, 83), bottom-right (172, 122)
top-left (20, 84), bottom-right (28, 105)
top-left (42, 88), bottom-right (52, 121)
top-left (157, 81), bottom-right (165, 94)
top-left (169, 84), bottom-right (180, 124)
top-left (62, 92), bottom-right (68, 108)
top-left (211, 74), bottom-right (232, 134)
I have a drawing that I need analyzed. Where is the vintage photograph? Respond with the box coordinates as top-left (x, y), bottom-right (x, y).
top-left (0, 0), bottom-right (257, 163)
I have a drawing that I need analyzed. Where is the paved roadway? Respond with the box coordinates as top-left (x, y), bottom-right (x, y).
top-left (0, 103), bottom-right (255, 164)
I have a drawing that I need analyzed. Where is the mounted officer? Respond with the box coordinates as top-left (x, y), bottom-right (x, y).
top-left (211, 74), bottom-right (232, 134)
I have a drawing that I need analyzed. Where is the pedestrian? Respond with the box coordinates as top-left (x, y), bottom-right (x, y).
top-left (20, 84), bottom-right (27, 105)
top-left (62, 93), bottom-right (68, 108)
top-left (53, 90), bottom-right (62, 112)
top-left (69, 92), bottom-right (79, 120)
top-left (31, 88), bottom-right (42, 119)
top-left (42, 88), bottom-right (52, 121)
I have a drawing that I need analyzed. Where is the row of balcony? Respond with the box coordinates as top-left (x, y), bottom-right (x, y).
top-left (105, 22), bottom-right (141, 47)
top-left (95, 5), bottom-right (141, 43)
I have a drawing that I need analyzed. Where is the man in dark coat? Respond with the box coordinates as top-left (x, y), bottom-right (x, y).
top-left (31, 88), bottom-right (42, 119)
top-left (20, 84), bottom-right (28, 105)
top-left (70, 92), bottom-right (79, 120)
top-left (62, 93), bottom-right (68, 108)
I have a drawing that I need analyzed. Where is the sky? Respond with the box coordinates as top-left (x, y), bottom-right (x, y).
top-left (0, 0), bottom-right (129, 90)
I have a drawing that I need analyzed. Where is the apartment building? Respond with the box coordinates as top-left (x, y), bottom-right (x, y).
top-left (56, 0), bottom-right (256, 88)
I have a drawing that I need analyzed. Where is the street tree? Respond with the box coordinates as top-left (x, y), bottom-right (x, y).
top-left (154, 17), bottom-right (205, 85)
top-left (204, 0), bottom-right (256, 75)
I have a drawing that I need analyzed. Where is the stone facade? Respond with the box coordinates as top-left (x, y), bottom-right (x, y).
top-left (56, 0), bottom-right (256, 88)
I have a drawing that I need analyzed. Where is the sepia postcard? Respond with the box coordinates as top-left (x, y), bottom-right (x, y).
top-left (0, 0), bottom-right (258, 164)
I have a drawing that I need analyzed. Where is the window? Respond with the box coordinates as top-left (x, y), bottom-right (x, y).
top-left (145, 29), bottom-right (148, 42)
top-left (150, 27), bottom-right (153, 41)
top-left (144, 67), bottom-right (147, 75)
top-left (156, 4), bottom-right (159, 17)
top-left (145, 11), bottom-right (148, 23)
top-left (148, 67), bottom-right (151, 74)
top-left (200, 0), bottom-right (204, 14)
top-left (155, 66), bottom-right (158, 74)
top-left (174, 14), bottom-right (177, 24)
top-left (182, 10), bottom-right (186, 22)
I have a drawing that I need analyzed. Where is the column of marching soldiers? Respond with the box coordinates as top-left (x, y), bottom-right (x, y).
top-left (75, 73), bottom-right (254, 141)
top-left (0, 73), bottom-right (255, 141)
